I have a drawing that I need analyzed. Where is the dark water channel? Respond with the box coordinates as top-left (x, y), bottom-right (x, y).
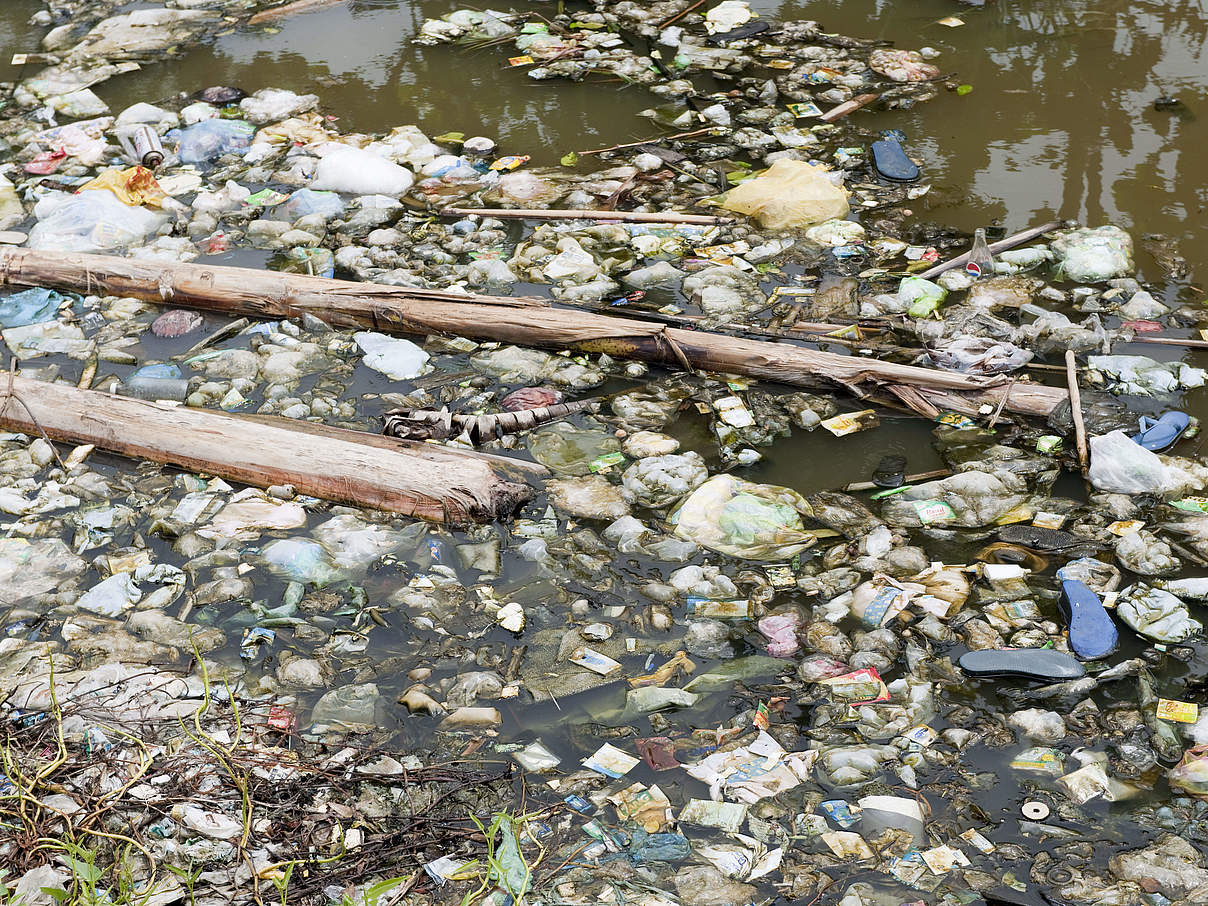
top-left (4, 0), bottom-right (1208, 897)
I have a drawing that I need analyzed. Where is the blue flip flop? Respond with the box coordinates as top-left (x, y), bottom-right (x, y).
top-left (1133, 411), bottom-right (1190, 452)
top-left (1059, 578), bottom-right (1118, 660)
top-left (871, 138), bottom-right (919, 182)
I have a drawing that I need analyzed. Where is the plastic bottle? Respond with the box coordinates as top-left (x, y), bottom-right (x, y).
top-left (965, 228), bottom-right (995, 278)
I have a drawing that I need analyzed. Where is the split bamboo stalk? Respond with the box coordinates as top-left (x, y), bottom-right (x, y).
top-left (0, 248), bottom-right (1071, 418)
top-left (1065, 349), bottom-right (1089, 473)
top-left (0, 375), bottom-right (535, 524)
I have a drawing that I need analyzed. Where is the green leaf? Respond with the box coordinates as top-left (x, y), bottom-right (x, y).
top-left (560, 151), bottom-right (580, 167)
top-left (956, 84), bottom-right (973, 96)
top-left (65, 856), bottom-right (102, 884)
top-left (433, 131), bottom-right (465, 143)
top-left (41, 888), bottom-right (71, 903)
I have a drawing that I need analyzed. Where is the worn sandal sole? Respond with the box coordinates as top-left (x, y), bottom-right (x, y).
top-left (958, 647), bottom-right (1085, 681)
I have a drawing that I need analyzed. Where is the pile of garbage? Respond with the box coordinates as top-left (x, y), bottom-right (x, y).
top-left (3, 1), bottom-right (1208, 906)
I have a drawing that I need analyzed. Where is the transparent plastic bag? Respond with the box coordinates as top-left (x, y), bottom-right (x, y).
top-left (28, 189), bottom-right (168, 253)
top-left (1087, 430), bottom-right (1173, 494)
top-left (170, 119), bottom-right (255, 165)
top-left (721, 159), bottom-right (849, 230)
top-left (670, 474), bottom-right (816, 560)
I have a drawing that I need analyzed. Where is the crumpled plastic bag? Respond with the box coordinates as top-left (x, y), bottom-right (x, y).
top-left (28, 189), bottom-right (168, 253)
top-left (311, 145), bottom-right (415, 196)
top-left (925, 336), bottom-right (1032, 374)
top-left (170, 119), bottom-right (255, 165)
top-left (1088, 430), bottom-right (1177, 495)
top-left (721, 159), bottom-right (849, 230)
top-left (78, 165), bottom-right (166, 207)
top-left (1051, 225), bottom-right (1134, 283)
top-left (1088, 354), bottom-right (1206, 396)
top-left (669, 474), bottom-right (816, 560)
top-left (1169, 745), bottom-right (1208, 796)
top-left (1117, 583), bottom-right (1201, 642)
top-left (899, 276), bottom-right (947, 318)
top-left (622, 452), bottom-right (708, 508)
top-left (705, 0), bottom-right (755, 34)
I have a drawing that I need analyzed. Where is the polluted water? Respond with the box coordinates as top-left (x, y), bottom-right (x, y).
top-left (3, 0), bottom-right (1208, 905)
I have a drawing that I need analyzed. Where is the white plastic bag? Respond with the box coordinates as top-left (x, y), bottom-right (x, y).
top-left (1087, 430), bottom-right (1173, 495)
top-left (311, 146), bottom-right (414, 196)
top-left (28, 189), bottom-right (167, 253)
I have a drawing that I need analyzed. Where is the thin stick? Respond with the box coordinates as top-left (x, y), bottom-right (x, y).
top-left (918, 220), bottom-right (1063, 279)
top-left (576, 127), bottom-right (718, 156)
top-left (439, 207), bottom-right (731, 225)
top-left (844, 468), bottom-right (951, 492)
top-left (1065, 349), bottom-right (1089, 474)
top-left (819, 93), bottom-right (880, 123)
top-left (660, 0), bottom-right (709, 28)
top-left (1130, 335), bottom-right (1208, 350)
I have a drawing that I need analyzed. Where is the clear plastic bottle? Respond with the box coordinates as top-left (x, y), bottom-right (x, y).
top-left (965, 228), bottom-right (995, 278)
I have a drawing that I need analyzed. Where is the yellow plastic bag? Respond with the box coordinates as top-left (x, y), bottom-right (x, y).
top-left (78, 166), bottom-right (166, 208)
top-left (721, 159), bottom-right (849, 230)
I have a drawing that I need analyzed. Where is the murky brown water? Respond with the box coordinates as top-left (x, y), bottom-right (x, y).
top-left (3, 0), bottom-right (1208, 872)
top-left (7, 0), bottom-right (1205, 477)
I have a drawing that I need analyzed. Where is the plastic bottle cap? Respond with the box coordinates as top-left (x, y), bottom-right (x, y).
top-left (1021, 801), bottom-right (1049, 820)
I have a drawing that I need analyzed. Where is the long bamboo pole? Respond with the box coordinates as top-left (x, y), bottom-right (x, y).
top-left (0, 248), bottom-right (1070, 418)
top-left (0, 375), bottom-right (534, 524)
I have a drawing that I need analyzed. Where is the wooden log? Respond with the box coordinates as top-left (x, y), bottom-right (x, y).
top-left (440, 207), bottom-right (731, 225)
top-left (248, 0), bottom-right (346, 26)
top-left (0, 375), bottom-right (535, 525)
top-left (0, 248), bottom-right (1070, 418)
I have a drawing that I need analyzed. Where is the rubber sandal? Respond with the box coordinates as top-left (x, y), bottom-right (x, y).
top-left (1133, 411), bottom-right (1190, 452)
top-left (871, 138), bottom-right (919, 182)
top-left (1059, 578), bottom-right (1118, 660)
top-left (958, 647), bottom-right (1084, 681)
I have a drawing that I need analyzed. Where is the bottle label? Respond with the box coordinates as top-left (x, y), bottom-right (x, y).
top-left (965, 261), bottom-right (982, 277)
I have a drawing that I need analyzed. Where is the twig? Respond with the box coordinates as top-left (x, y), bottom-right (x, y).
top-left (819, 93), bottom-right (880, 123)
top-left (575, 127), bottom-right (718, 156)
top-left (1130, 335), bottom-right (1208, 350)
top-left (439, 207), bottom-right (731, 225)
top-left (659, 0), bottom-right (709, 28)
top-left (918, 220), bottom-right (1063, 279)
top-left (1065, 349), bottom-right (1088, 474)
top-left (844, 468), bottom-right (951, 492)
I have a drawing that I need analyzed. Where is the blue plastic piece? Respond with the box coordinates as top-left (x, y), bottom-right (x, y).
top-left (1059, 578), bottom-right (1118, 660)
top-left (1133, 411), bottom-right (1190, 452)
top-left (871, 138), bottom-right (919, 182)
top-left (0, 288), bottom-right (67, 328)
top-left (625, 830), bottom-right (692, 863)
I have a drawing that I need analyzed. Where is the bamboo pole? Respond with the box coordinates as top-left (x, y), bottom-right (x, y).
top-left (0, 375), bottom-right (535, 524)
top-left (440, 207), bottom-right (731, 225)
top-left (918, 221), bottom-right (1063, 280)
top-left (1065, 349), bottom-right (1089, 473)
top-left (0, 249), bottom-right (1071, 418)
